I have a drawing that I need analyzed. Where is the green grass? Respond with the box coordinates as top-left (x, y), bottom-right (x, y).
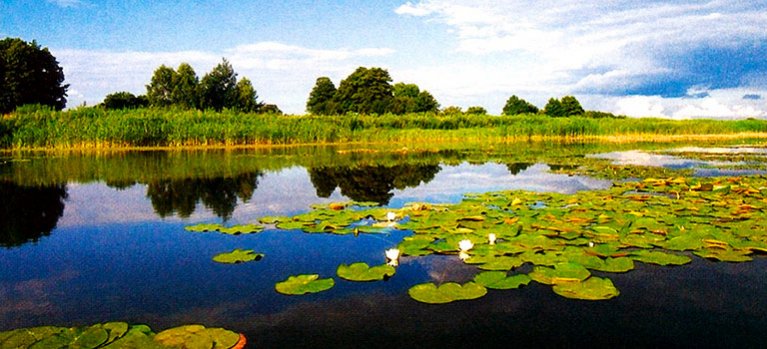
top-left (2, 107), bottom-right (766, 149)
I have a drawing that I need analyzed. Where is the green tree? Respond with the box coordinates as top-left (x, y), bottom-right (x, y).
top-left (502, 95), bottom-right (538, 115)
top-left (466, 106), bottom-right (487, 115)
top-left (306, 77), bottom-right (338, 115)
top-left (390, 83), bottom-right (439, 114)
top-left (543, 98), bottom-right (565, 117)
top-left (234, 77), bottom-right (261, 112)
top-left (199, 58), bottom-right (237, 111)
top-left (172, 63), bottom-right (199, 109)
top-left (335, 67), bottom-right (393, 114)
top-left (260, 104), bottom-right (282, 114)
top-left (146, 65), bottom-right (177, 107)
top-left (414, 91), bottom-right (439, 113)
top-left (560, 95), bottom-right (585, 116)
top-left (0, 38), bottom-right (68, 114)
top-left (441, 106), bottom-right (463, 115)
top-left (102, 91), bottom-right (149, 110)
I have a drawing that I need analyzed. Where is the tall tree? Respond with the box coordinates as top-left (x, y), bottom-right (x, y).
top-left (335, 67), bottom-right (393, 114)
top-left (199, 58), bottom-right (237, 111)
top-left (0, 38), bottom-right (68, 113)
top-left (390, 82), bottom-right (439, 114)
top-left (306, 77), bottom-right (337, 115)
top-left (543, 98), bottom-right (565, 117)
top-left (146, 65), bottom-right (177, 107)
top-left (172, 63), bottom-right (199, 109)
top-left (234, 77), bottom-right (261, 112)
top-left (502, 95), bottom-right (539, 115)
top-left (414, 90), bottom-right (439, 113)
top-left (560, 95), bottom-right (585, 116)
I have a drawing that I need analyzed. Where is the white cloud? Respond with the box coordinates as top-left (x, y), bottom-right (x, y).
top-left (55, 42), bottom-right (394, 113)
top-left (603, 87), bottom-right (767, 119)
top-left (394, 0), bottom-right (767, 117)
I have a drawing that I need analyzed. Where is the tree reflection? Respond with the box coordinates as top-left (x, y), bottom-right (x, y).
top-left (0, 181), bottom-right (67, 247)
top-left (308, 164), bottom-right (441, 205)
top-left (506, 162), bottom-right (532, 175)
top-left (146, 172), bottom-right (262, 220)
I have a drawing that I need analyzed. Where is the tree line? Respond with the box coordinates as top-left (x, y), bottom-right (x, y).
top-left (2, 37), bottom-right (620, 118)
top-left (103, 58), bottom-right (281, 114)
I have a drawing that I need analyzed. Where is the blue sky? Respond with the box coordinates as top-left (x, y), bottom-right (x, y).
top-left (2, 0), bottom-right (766, 117)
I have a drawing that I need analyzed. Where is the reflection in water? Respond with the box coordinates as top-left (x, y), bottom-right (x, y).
top-left (146, 172), bottom-right (263, 220)
top-left (0, 181), bottom-right (67, 247)
top-left (506, 162), bottom-right (532, 175)
top-left (308, 164), bottom-right (441, 204)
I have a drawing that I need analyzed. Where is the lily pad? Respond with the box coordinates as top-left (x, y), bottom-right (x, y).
top-left (337, 262), bottom-right (395, 282)
top-left (474, 271), bottom-right (531, 289)
top-left (694, 248), bottom-right (753, 262)
top-left (212, 249), bottom-right (264, 264)
top-left (408, 282), bottom-right (488, 304)
top-left (275, 274), bottom-right (335, 295)
top-left (185, 223), bottom-right (223, 232)
top-left (552, 277), bottom-right (620, 300)
top-left (630, 250), bottom-right (691, 266)
top-left (529, 262), bottom-right (591, 285)
top-left (154, 324), bottom-right (241, 349)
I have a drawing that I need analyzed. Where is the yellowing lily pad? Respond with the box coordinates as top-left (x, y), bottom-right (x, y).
top-left (408, 282), bottom-right (487, 304)
top-left (337, 262), bottom-right (395, 282)
top-left (212, 249), bottom-right (264, 264)
top-left (154, 324), bottom-right (241, 349)
top-left (552, 277), bottom-right (620, 300)
top-left (275, 274), bottom-right (335, 295)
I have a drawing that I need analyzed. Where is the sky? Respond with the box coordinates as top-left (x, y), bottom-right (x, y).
top-left (2, 0), bottom-right (766, 117)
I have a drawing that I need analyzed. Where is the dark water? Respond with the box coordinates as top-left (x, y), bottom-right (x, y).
top-left (1, 143), bottom-right (766, 348)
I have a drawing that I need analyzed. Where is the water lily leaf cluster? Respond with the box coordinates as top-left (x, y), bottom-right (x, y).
top-left (185, 223), bottom-right (264, 235)
top-left (0, 323), bottom-right (245, 349)
top-left (258, 174), bottom-right (767, 303)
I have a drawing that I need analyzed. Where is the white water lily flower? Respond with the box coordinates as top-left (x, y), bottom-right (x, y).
top-left (488, 233), bottom-right (497, 245)
top-left (385, 248), bottom-right (400, 261)
top-left (385, 248), bottom-right (400, 267)
top-left (386, 211), bottom-right (397, 222)
top-left (588, 241), bottom-right (595, 248)
top-left (458, 239), bottom-right (474, 252)
top-left (459, 251), bottom-right (470, 261)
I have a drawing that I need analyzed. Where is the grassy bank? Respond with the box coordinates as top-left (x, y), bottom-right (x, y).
top-left (1, 107), bottom-right (766, 149)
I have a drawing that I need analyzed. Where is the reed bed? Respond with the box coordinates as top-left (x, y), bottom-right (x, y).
top-left (1, 107), bottom-right (766, 149)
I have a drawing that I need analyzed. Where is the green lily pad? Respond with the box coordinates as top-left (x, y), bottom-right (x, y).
top-left (408, 282), bottom-right (488, 304)
top-left (212, 249), bottom-right (264, 264)
top-left (337, 262), bottom-right (395, 282)
top-left (275, 274), bottom-right (335, 295)
top-left (552, 277), bottom-right (620, 300)
top-left (154, 324), bottom-right (240, 349)
top-left (529, 262), bottom-right (591, 285)
top-left (185, 223), bottom-right (223, 232)
top-left (630, 250), bottom-right (691, 266)
top-left (474, 271), bottom-right (532, 289)
top-left (217, 224), bottom-right (264, 235)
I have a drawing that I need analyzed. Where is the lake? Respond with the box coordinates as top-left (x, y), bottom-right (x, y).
top-left (2, 141), bottom-right (766, 348)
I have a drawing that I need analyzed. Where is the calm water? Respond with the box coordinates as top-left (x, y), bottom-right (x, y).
top-left (1, 143), bottom-right (766, 348)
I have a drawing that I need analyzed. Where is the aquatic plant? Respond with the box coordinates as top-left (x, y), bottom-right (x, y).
top-left (0, 323), bottom-right (245, 349)
top-left (250, 174), bottom-right (767, 303)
